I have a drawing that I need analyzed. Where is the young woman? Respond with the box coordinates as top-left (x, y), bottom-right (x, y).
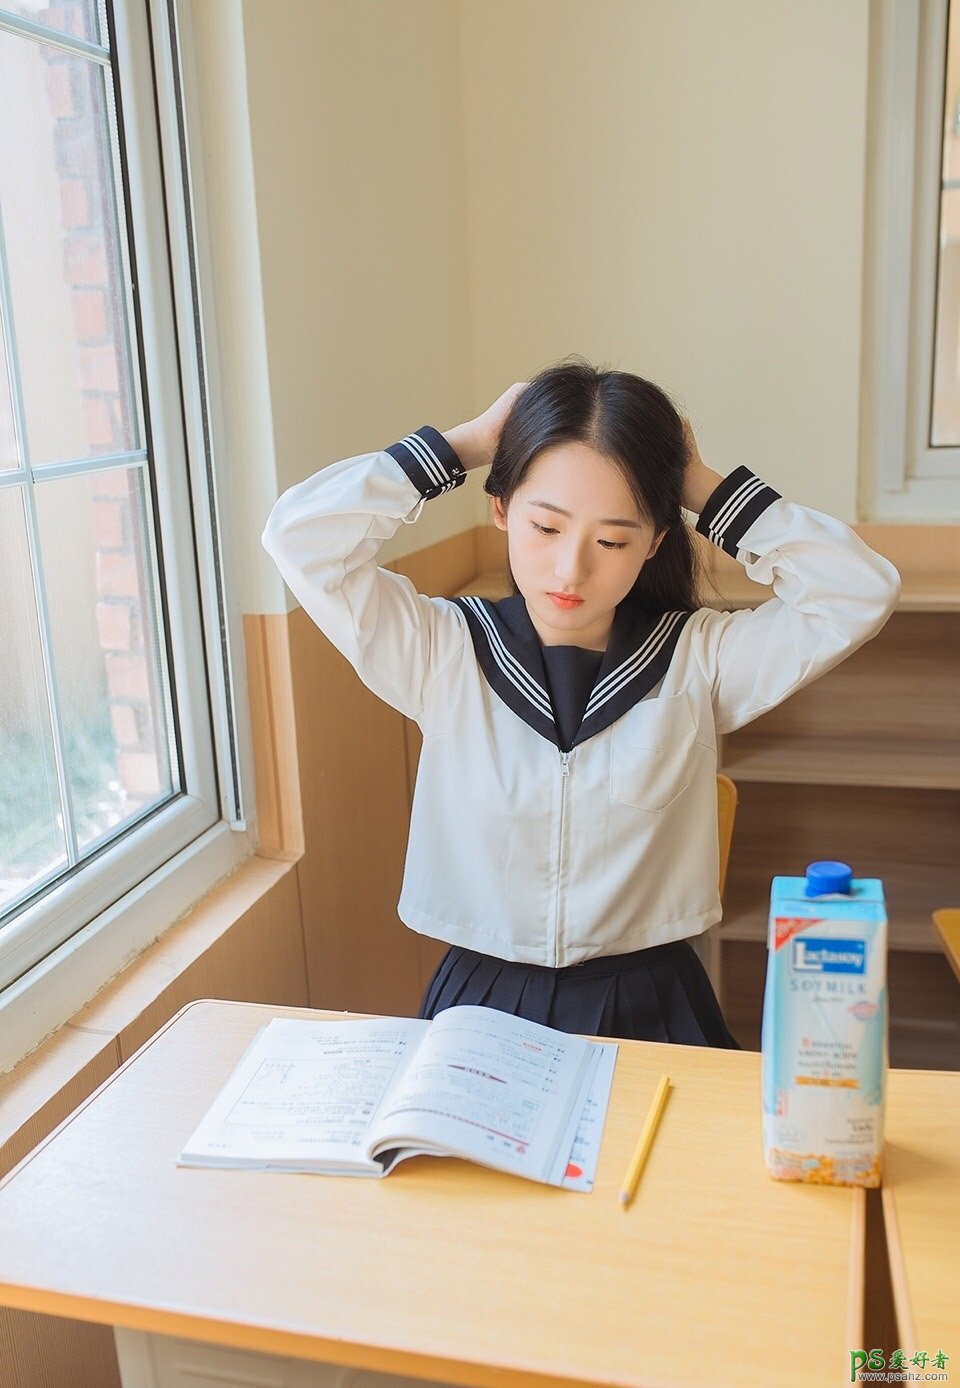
top-left (262, 360), bottom-right (901, 1047)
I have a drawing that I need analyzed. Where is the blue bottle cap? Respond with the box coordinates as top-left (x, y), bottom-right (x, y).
top-left (805, 860), bottom-right (853, 897)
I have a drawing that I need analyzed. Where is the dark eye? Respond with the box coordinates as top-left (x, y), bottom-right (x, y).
top-left (598, 539), bottom-right (629, 550)
top-left (531, 522), bottom-right (558, 535)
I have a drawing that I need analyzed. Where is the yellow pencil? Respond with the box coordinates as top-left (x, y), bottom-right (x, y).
top-left (619, 1074), bottom-right (671, 1209)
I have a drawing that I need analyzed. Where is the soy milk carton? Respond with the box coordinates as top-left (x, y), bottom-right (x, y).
top-left (761, 861), bottom-right (887, 1188)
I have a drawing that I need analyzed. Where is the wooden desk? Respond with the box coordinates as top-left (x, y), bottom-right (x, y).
top-left (0, 999), bottom-right (866, 1388)
top-left (881, 1067), bottom-right (960, 1360)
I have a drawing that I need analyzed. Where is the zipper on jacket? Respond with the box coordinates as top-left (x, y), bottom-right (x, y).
top-left (553, 751), bottom-right (571, 967)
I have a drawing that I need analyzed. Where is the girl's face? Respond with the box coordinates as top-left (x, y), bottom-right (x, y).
top-left (491, 442), bottom-right (667, 651)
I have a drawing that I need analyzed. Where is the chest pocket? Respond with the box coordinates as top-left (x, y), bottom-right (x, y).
top-left (608, 691), bottom-right (698, 813)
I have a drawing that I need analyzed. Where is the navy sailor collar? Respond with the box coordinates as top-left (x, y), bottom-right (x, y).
top-left (452, 592), bottom-right (694, 750)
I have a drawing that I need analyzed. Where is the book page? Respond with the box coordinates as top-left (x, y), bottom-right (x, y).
top-left (561, 1041), bottom-right (618, 1191)
top-left (369, 1005), bottom-right (597, 1185)
top-left (178, 1016), bottom-right (428, 1173)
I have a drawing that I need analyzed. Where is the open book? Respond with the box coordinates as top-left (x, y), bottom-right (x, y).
top-left (178, 1005), bottom-right (618, 1190)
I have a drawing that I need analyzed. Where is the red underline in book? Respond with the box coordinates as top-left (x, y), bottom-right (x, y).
top-left (381, 1106), bottom-right (527, 1149)
top-left (446, 1065), bottom-right (506, 1083)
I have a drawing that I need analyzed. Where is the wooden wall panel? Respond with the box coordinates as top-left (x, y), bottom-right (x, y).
top-left (243, 613), bottom-right (304, 861)
top-left (384, 525), bottom-right (480, 597)
top-left (0, 1027), bottom-right (123, 1388)
top-left (475, 522), bottom-right (508, 575)
top-left (404, 710), bottom-right (421, 811)
top-left (0, 1308), bottom-right (121, 1388)
top-left (401, 719), bottom-right (450, 996)
top-left (288, 605), bottom-right (421, 1016)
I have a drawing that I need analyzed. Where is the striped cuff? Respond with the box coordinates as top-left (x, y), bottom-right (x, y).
top-left (695, 466), bottom-right (782, 559)
top-left (386, 425), bottom-right (466, 501)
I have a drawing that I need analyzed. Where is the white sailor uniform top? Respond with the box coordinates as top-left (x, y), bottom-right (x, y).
top-left (261, 426), bottom-right (901, 970)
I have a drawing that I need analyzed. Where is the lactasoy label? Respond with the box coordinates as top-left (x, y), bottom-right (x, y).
top-left (791, 939), bottom-right (866, 974)
top-left (761, 880), bottom-right (887, 1187)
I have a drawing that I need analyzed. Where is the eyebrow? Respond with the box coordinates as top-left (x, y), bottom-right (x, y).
top-left (525, 499), bottom-right (644, 530)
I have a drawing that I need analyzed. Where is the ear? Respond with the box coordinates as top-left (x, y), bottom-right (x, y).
top-left (649, 528), bottom-right (668, 558)
top-left (491, 496), bottom-right (508, 531)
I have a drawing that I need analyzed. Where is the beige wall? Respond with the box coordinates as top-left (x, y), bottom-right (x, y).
top-left (232, 0), bottom-right (869, 605)
top-left (240, 0), bottom-right (485, 579)
top-left (455, 0), bottom-right (869, 522)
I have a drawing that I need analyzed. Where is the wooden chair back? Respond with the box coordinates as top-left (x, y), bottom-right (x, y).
top-left (717, 773), bottom-right (738, 901)
top-left (932, 908), bottom-right (960, 986)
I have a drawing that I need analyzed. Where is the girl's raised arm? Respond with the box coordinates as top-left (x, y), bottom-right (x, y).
top-left (681, 429), bottom-right (902, 735)
top-left (260, 385), bottom-right (525, 723)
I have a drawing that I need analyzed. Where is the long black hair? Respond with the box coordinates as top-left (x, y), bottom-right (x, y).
top-left (484, 356), bottom-right (714, 615)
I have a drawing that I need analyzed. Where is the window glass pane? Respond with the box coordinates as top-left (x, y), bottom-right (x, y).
top-left (34, 465), bottom-right (177, 854)
top-left (1, 1), bottom-right (105, 52)
top-left (932, 0), bottom-right (960, 445)
top-left (0, 26), bottom-right (141, 465)
top-left (0, 485), bottom-right (66, 913)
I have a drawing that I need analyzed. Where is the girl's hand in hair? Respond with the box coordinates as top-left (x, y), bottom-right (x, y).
top-left (443, 382), bottom-right (528, 473)
top-left (679, 416), bottom-right (725, 515)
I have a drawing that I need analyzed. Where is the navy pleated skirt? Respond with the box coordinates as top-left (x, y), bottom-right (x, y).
top-left (417, 938), bottom-right (742, 1049)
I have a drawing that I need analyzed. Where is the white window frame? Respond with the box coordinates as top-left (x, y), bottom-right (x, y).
top-left (0, 0), bottom-right (258, 1073)
top-left (861, 0), bottom-right (960, 519)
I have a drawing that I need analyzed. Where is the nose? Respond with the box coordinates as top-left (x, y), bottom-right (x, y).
top-left (553, 535), bottom-right (591, 588)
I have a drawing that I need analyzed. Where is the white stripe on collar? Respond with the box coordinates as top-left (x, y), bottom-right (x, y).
top-left (460, 596), bottom-right (555, 721)
top-left (585, 610), bottom-right (687, 717)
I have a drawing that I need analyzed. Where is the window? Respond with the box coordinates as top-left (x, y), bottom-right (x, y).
top-left (862, 0), bottom-right (960, 518)
top-left (932, 0), bottom-right (960, 443)
top-left (0, 0), bottom-right (250, 1056)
